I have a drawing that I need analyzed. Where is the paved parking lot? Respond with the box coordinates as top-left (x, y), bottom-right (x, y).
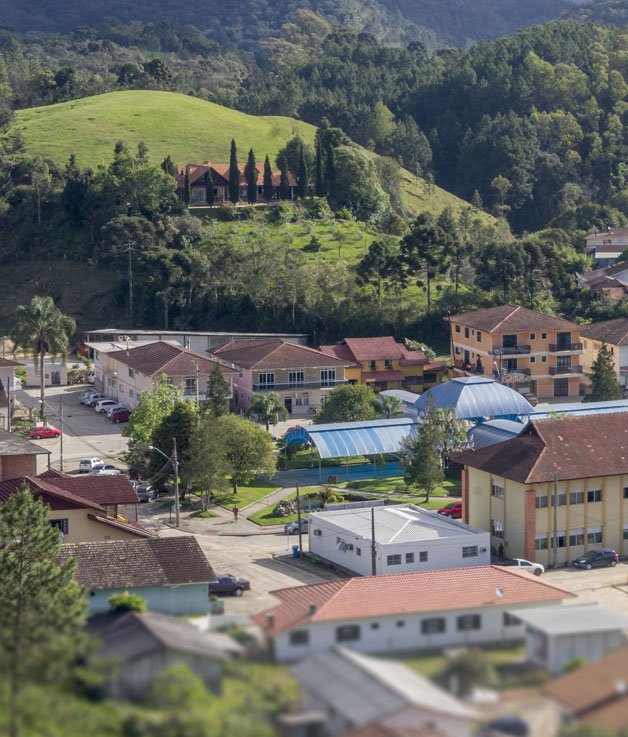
top-left (542, 562), bottom-right (628, 614)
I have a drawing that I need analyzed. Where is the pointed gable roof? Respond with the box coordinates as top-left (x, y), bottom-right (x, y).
top-left (107, 340), bottom-right (237, 378)
top-left (319, 337), bottom-right (430, 367)
top-left (212, 339), bottom-right (351, 370)
top-left (0, 475), bottom-right (105, 511)
top-left (450, 304), bottom-right (580, 333)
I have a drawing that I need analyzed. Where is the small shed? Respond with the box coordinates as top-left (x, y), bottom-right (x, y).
top-left (24, 359), bottom-right (67, 387)
top-left (513, 602), bottom-right (628, 674)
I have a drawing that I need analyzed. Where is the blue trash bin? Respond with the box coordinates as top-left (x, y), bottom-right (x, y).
top-left (292, 545), bottom-right (300, 558)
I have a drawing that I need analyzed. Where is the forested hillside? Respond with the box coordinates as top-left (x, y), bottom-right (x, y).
top-left (563, 0), bottom-right (628, 26)
top-left (0, 0), bottom-right (574, 49)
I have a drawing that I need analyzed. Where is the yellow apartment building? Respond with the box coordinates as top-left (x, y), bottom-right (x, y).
top-left (449, 304), bottom-right (583, 399)
top-left (455, 413), bottom-right (628, 567)
top-left (319, 336), bottom-right (446, 394)
top-left (581, 318), bottom-right (628, 393)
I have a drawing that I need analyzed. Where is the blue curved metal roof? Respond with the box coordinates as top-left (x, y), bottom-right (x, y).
top-left (530, 399), bottom-right (628, 419)
top-left (284, 418), bottom-right (418, 459)
top-left (415, 376), bottom-right (533, 420)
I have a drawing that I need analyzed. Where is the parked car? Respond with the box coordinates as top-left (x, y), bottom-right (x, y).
top-left (29, 425), bottom-right (61, 439)
top-left (79, 457), bottom-right (102, 472)
top-left (436, 501), bottom-right (462, 518)
top-left (522, 392), bottom-right (538, 407)
top-left (79, 390), bottom-right (95, 401)
top-left (105, 404), bottom-right (128, 417)
top-left (80, 392), bottom-right (105, 405)
top-left (208, 574), bottom-right (251, 597)
top-left (110, 408), bottom-right (132, 424)
top-left (88, 463), bottom-right (123, 476)
top-left (136, 483), bottom-right (156, 502)
top-left (507, 558), bottom-right (544, 576)
top-left (484, 716), bottom-right (529, 737)
top-left (285, 517), bottom-right (309, 534)
top-left (572, 550), bottom-right (618, 569)
top-left (87, 370), bottom-right (95, 384)
top-left (88, 394), bottom-right (110, 407)
top-left (94, 399), bottom-right (119, 413)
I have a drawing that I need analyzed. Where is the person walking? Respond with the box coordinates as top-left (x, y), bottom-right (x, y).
top-left (233, 504), bottom-right (239, 523)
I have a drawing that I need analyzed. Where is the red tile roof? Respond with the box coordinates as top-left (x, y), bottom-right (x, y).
top-left (454, 413), bottom-right (628, 483)
top-left (340, 724), bottom-right (452, 737)
top-left (581, 318), bottom-right (628, 346)
top-left (449, 304), bottom-right (580, 333)
top-left (0, 476), bottom-right (105, 511)
top-left (252, 566), bottom-right (572, 637)
top-left (107, 340), bottom-right (237, 378)
top-left (176, 162), bottom-right (297, 188)
top-left (37, 470), bottom-right (139, 506)
top-left (213, 339), bottom-right (351, 370)
top-left (319, 337), bottom-right (429, 366)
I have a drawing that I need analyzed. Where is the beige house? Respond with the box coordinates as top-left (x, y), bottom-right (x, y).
top-left (213, 339), bottom-right (352, 416)
top-left (455, 413), bottom-right (628, 567)
top-left (581, 318), bottom-right (628, 391)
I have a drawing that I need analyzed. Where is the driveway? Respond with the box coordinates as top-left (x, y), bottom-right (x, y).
top-left (542, 562), bottom-right (628, 615)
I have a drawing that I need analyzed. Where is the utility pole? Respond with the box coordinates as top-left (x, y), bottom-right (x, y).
top-left (371, 506), bottom-right (377, 576)
top-left (553, 471), bottom-right (558, 569)
top-left (173, 436), bottom-right (180, 528)
top-left (59, 392), bottom-right (64, 472)
top-left (113, 239), bottom-right (135, 329)
top-left (190, 358), bottom-right (199, 404)
top-left (296, 482), bottom-right (303, 555)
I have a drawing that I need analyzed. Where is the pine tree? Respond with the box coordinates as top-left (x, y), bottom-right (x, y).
top-left (471, 189), bottom-right (483, 209)
top-left (296, 145), bottom-right (308, 199)
top-left (263, 154), bottom-right (273, 201)
top-left (184, 165), bottom-right (191, 205)
top-left (228, 138), bottom-right (239, 204)
top-left (315, 137), bottom-right (325, 197)
top-left (585, 342), bottom-right (622, 402)
top-left (206, 363), bottom-right (231, 417)
top-left (205, 166), bottom-right (214, 205)
top-left (279, 159), bottom-right (290, 200)
top-left (0, 483), bottom-right (88, 737)
top-left (245, 147), bottom-right (257, 204)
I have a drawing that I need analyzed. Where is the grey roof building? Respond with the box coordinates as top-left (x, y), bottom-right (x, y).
top-left (0, 428), bottom-right (50, 480)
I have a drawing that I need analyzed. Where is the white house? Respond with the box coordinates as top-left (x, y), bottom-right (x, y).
top-left (289, 647), bottom-right (478, 737)
top-left (308, 502), bottom-right (490, 576)
top-left (514, 602), bottom-right (628, 675)
top-left (24, 358), bottom-right (67, 388)
top-left (585, 228), bottom-right (628, 266)
top-left (0, 357), bottom-right (22, 431)
top-left (252, 566), bottom-right (574, 662)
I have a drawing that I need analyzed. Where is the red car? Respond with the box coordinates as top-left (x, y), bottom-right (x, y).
top-left (109, 409), bottom-right (132, 424)
top-left (29, 425), bottom-right (61, 439)
top-left (437, 502), bottom-right (462, 518)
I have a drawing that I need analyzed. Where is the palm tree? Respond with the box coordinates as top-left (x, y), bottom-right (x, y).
top-left (10, 296), bottom-right (76, 420)
top-left (379, 393), bottom-right (403, 419)
top-left (246, 393), bottom-right (290, 431)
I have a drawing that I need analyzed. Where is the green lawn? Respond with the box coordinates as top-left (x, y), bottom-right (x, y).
top-left (338, 476), bottom-right (461, 498)
top-left (402, 643), bottom-right (527, 679)
top-left (210, 479), bottom-right (280, 510)
top-left (248, 487), bottom-right (322, 525)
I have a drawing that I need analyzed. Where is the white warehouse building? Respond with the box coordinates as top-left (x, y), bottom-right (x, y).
top-left (308, 502), bottom-right (490, 576)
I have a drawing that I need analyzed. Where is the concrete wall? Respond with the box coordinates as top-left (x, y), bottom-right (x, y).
top-left (308, 515), bottom-right (490, 576)
top-left (86, 583), bottom-right (209, 615)
top-left (526, 627), bottom-right (627, 675)
top-left (0, 454), bottom-right (38, 481)
top-left (273, 602), bottom-right (557, 662)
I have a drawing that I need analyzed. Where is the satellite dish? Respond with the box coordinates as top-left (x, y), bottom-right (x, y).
top-left (496, 588), bottom-right (504, 598)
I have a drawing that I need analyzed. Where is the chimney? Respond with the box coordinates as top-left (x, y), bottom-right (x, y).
top-left (309, 603), bottom-right (317, 615)
top-left (266, 612), bottom-right (275, 629)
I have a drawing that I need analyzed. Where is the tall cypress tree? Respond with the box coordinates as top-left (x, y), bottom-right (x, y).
top-left (584, 342), bottom-right (623, 402)
top-left (205, 166), bottom-right (214, 205)
top-left (315, 137), bottom-right (325, 197)
top-left (263, 154), bottom-right (273, 201)
top-left (325, 141), bottom-right (336, 196)
top-left (279, 159), bottom-right (290, 200)
top-left (245, 148), bottom-right (257, 204)
top-left (296, 145), bottom-right (308, 199)
top-left (228, 138), bottom-right (239, 204)
top-left (184, 165), bottom-right (191, 205)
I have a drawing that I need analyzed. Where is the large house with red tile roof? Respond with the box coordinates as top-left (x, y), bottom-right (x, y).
top-left (175, 161), bottom-right (296, 204)
top-left (212, 339), bottom-right (352, 416)
top-left (252, 565), bottom-right (573, 661)
top-left (0, 470), bottom-right (149, 543)
top-left (455, 412), bottom-right (628, 567)
top-left (318, 337), bottom-right (446, 394)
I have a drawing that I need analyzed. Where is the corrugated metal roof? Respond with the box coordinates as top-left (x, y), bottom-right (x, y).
top-left (415, 377), bottom-right (533, 420)
top-left (467, 419), bottom-right (524, 450)
top-left (512, 603), bottom-right (628, 636)
top-left (286, 419), bottom-right (417, 459)
top-left (379, 389), bottom-right (420, 404)
top-left (530, 399), bottom-right (628, 419)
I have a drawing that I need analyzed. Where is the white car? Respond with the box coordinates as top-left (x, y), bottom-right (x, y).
top-left (79, 457), bottom-right (103, 472)
top-left (89, 463), bottom-right (123, 476)
top-left (508, 558), bottom-right (544, 576)
top-left (105, 404), bottom-right (129, 417)
top-left (82, 393), bottom-right (106, 406)
top-left (94, 399), bottom-right (119, 413)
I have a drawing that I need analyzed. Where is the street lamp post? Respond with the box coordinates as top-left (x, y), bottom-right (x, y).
top-left (148, 439), bottom-right (180, 527)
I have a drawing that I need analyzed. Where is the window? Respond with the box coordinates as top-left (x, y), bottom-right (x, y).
top-left (421, 617), bottom-right (446, 634)
top-left (464, 327), bottom-right (469, 338)
top-left (491, 519), bottom-right (504, 539)
top-left (588, 488), bottom-right (602, 503)
top-left (419, 551), bottom-right (428, 562)
top-left (289, 630), bottom-right (309, 646)
top-left (295, 392), bottom-right (309, 406)
top-left (336, 625), bottom-right (360, 642)
top-left (396, 621), bottom-right (405, 628)
top-left (321, 368), bottom-right (336, 387)
top-left (356, 547), bottom-right (361, 556)
top-left (289, 370), bottom-right (304, 387)
top-left (385, 359), bottom-right (393, 368)
top-left (535, 537), bottom-right (548, 551)
top-left (477, 331), bottom-right (482, 342)
top-left (185, 377), bottom-right (197, 395)
top-left (455, 324), bottom-right (461, 333)
top-left (588, 530), bottom-right (603, 545)
top-left (423, 373), bottom-right (437, 383)
top-left (552, 492), bottom-right (567, 507)
top-left (387, 554), bottom-right (402, 566)
top-left (530, 333), bottom-right (536, 340)
top-left (49, 519), bottom-right (68, 534)
top-left (530, 356), bottom-right (536, 363)
top-left (128, 367), bottom-right (135, 377)
top-left (370, 622), bottom-right (380, 629)
top-left (462, 545), bottom-right (478, 558)
top-left (129, 389), bottom-right (134, 399)
top-left (503, 334), bottom-right (518, 348)
top-left (368, 360), bottom-right (376, 369)
top-left (118, 384), bottom-right (124, 392)
top-left (503, 613), bottom-right (521, 626)
top-left (541, 333), bottom-right (547, 340)
top-left (570, 490), bottom-right (585, 505)
top-left (405, 552), bottom-right (415, 564)
top-left (569, 531), bottom-right (584, 546)
top-left (491, 482), bottom-right (504, 499)
top-left (455, 347), bottom-right (462, 355)
top-left (457, 614), bottom-right (481, 631)
top-left (624, 487), bottom-right (628, 499)
top-left (535, 493), bottom-right (548, 509)
top-left (541, 355), bottom-right (547, 363)
top-left (258, 371), bottom-right (274, 389)
top-left (623, 526), bottom-right (628, 541)
top-left (552, 532), bottom-right (567, 548)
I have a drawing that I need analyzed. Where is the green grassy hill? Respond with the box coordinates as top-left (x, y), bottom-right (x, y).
top-left (14, 90), bottom-right (493, 222)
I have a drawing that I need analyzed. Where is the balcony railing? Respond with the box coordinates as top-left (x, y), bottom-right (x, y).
top-left (549, 365), bottom-right (583, 375)
top-left (490, 345), bottom-right (531, 355)
top-left (454, 359), bottom-right (486, 374)
top-left (549, 342), bottom-right (583, 352)
top-left (252, 379), bottom-right (347, 392)
top-left (502, 367), bottom-right (531, 376)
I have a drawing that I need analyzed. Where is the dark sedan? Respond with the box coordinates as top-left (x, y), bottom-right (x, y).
top-left (572, 549), bottom-right (618, 569)
top-left (209, 574), bottom-right (251, 597)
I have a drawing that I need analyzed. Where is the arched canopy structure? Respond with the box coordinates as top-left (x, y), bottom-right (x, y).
top-left (415, 376), bottom-right (533, 422)
top-left (285, 418), bottom-right (417, 460)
